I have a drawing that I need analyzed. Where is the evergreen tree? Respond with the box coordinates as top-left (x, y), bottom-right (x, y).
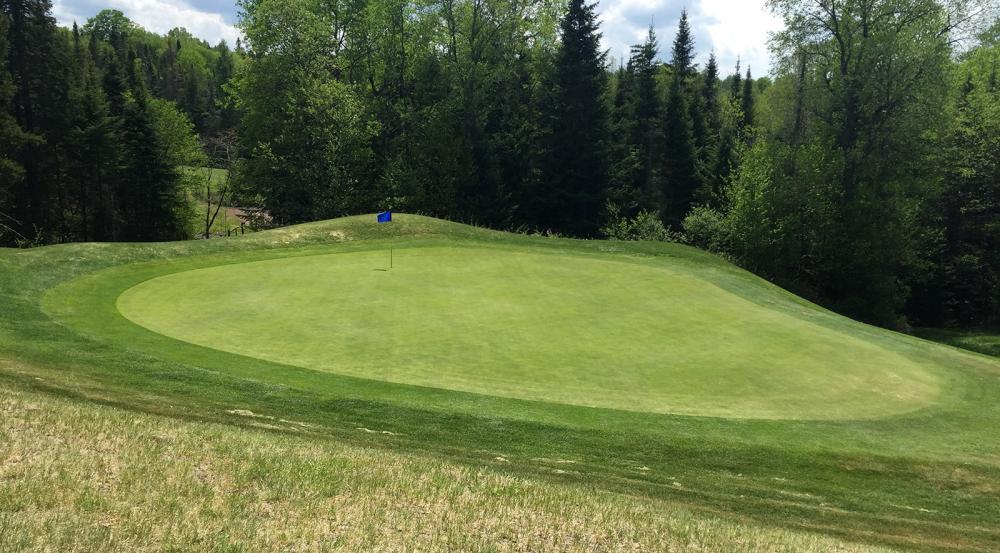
top-left (740, 66), bottom-right (754, 131)
top-left (702, 52), bottom-right (720, 138)
top-left (0, 12), bottom-right (31, 242)
top-left (730, 59), bottom-right (742, 101)
top-left (660, 9), bottom-right (698, 226)
top-left (67, 25), bottom-right (119, 241)
top-left (539, 0), bottom-right (610, 236)
top-left (118, 53), bottom-right (186, 241)
top-left (671, 9), bottom-right (694, 78)
top-left (1, 0), bottom-right (67, 240)
top-left (696, 51), bottom-right (723, 204)
top-left (618, 26), bottom-right (661, 212)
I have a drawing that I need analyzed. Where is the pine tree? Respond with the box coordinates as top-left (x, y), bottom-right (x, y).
top-left (702, 52), bottom-right (720, 136)
top-left (621, 26), bottom-right (662, 212)
top-left (540, 0), bottom-right (610, 236)
top-left (730, 59), bottom-right (742, 102)
top-left (740, 67), bottom-right (754, 131)
top-left (660, 9), bottom-right (699, 226)
top-left (1, 0), bottom-right (67, 240)
top-left (118, 50), bottom-right (185, 241)
top-left (696, 51), bottom-right (723, 204)
top-left (0, 12), bottom-right (31, 243)
top-left (67, 24), bottom-right (119, 241)
top-left (671, 9), bottom-right (694, 79)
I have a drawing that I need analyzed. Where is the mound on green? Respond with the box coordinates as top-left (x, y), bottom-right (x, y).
top-left (3, 214), bottom-right (1000, 552)
top-left (117, 246), bottom-right (939, 419)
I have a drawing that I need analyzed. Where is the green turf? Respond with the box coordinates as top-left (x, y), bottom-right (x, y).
top-left (914, 327), bottom-right (1000, 358)
top-left (4, 214), bottom-right (1000, 551)
top-left (117, 246), bottom-right (940, 419)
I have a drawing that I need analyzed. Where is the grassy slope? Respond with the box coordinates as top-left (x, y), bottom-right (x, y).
top-left (2, 214), bottom-right (1000, 551)
top-left (0, 385), bottom-right (897, 553)
top-left (914, 327), bottom-right (1000, 358)
top-left (116, 245), bottom-right (939, 419)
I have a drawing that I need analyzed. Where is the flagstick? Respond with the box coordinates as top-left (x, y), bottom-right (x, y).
top-left (390, 247), bottom-right (393, 269)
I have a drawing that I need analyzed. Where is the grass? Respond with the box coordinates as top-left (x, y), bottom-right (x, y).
top-left (914, 327), bottom-right (1000, 358)
top-left (0, 385), bottom-right (896, 552)
top-left (2, 214), bottom-right (1000, 551)
top-left (116, 246), bottom-right (939, 419)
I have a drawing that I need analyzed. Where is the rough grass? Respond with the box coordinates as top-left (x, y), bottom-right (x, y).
top-left (2, 214), bottom-right (1000, 551)
top-left (0, 385), bottom-right (898, 553)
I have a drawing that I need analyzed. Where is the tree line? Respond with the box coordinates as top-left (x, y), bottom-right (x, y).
top-left (0, 2), bottom-right (239, 243)
top-left (1, 0), bottom-right (998, 329)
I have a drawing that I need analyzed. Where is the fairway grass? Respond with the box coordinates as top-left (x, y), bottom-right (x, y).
top-left (3, 214), bottom-right (1000, 551)
top-left (117, 246), bottom-right (940, 419)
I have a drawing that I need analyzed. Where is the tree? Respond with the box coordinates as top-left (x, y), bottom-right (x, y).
top-left (613, 26), bottom-right (661, 214)
top-left (696, 51), bottom-right (723, 204)
top-left (0, 12), bottom-right (32, 242)
top-left (117, 52), bottom-right (187, 241)
top-left (740, 66), bottom-right (754, 131)
top-left (65, 22), bottom-right (119, 241)
top-left (910, 40), bottom-right (1000, 325)
top-left (82, 9), bottom-right (135, 49)
top-left (660, 8), bottom-right (698, 226)
top-left (762, 0), bottom-right (968, 324)
top-left (538, 0), bottom-right (610, 236)
top-left (237, 0), bottom-right (377, 225)
top-left (1, 0), bottom-right (70, 241)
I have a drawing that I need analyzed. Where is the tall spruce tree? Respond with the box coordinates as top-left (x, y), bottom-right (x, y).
top-left (541, 0), bottom-right (610, 236)
top-left (0, 12), bottom-right (30, 242)
top-left (1, 0), bottom-right (66, 240)
top-left (621, 26), bottom-right (661, 212)
top-left (696, 51), bottom-right (723, 204)
top-left (660, 8), bottom-right (698, 226)
top-left (730, 59), bottom-right (742, 101)
top-left (67, 22), bottom-right (118, 241)
top-left (740, 66), bottom-right (754, 131)
top-left (118, 50), bottom-right (185, 241)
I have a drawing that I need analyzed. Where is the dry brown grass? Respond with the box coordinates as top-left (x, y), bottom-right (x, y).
top-left (0, 386), bottom-right (898, 552)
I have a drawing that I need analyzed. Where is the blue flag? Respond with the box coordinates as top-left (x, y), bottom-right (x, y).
top-left (377, 210), bottom-right (392, 223)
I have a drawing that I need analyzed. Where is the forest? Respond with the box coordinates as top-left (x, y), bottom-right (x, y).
top-left (0, 0), bottom-right (998, 328)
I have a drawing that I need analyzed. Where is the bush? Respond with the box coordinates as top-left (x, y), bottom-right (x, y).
top-left (682, 206), bottom-right (727, 252)
top-left (601, 205), bottom-right (680, 242)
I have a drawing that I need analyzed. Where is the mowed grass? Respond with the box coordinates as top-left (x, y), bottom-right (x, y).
top-left (0, 385), bottom-right (897, 553)
top-left (117, 246), bottom-right (940, 419)
top-left (914, 327), bottom-right (1000, 358)
top-left (3, 214), bottom-right (1000, 551)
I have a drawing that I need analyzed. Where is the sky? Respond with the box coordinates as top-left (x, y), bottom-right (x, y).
top-left (52, 0), bottom-right (783, 76)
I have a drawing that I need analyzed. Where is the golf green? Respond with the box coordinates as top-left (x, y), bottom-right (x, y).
top-left (117, 246), bottom-right (941, 419)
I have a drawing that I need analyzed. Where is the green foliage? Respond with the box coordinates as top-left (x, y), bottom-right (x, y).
top-left (910, 40), bottom-right (1000, 326)
top-left (81, 9), bottom-right (136, 47)
top-left (610, 26), bottom-right (662, 216)
top-left (681, 205), bottom-right (726, 252)
top-left (601, 204), bottom-right (676, 241)
top-left (538, 0), bottom-right (611, 236)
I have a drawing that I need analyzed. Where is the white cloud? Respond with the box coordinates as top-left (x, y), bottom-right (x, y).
top-left (53, 0), bottom-right (240, 47)
top-left (694, 0), bottom-right (782, 75)
top-left (597, 0), bottom-right (783, 77)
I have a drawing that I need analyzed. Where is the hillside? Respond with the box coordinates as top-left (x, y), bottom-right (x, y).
top-left (2, 215), bottom-right (999, 551)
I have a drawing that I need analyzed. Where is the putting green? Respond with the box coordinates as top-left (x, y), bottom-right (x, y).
top-left (117, 246), bottom-right (941, 419)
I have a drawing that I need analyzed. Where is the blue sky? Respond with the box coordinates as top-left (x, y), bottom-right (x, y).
top-left (52, 0), bottom-right (781, 75)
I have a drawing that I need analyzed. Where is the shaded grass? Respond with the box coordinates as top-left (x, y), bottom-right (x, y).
top-left (914, 327), bottom-right (1000, 358)
top-left (2, 214), bottom-right (1000, 551)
